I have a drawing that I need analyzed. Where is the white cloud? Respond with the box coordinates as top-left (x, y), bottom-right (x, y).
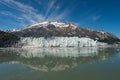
top-left (0, 0), bottom-right (45, 24)
top-left (44, 0), bottom-right (56, 19)
top-left (0, 0), bottom-right (75, 24)
top-left (91, 15), bottom-right (101, 21)
top-left (0, 0), bottom-right (68, 24)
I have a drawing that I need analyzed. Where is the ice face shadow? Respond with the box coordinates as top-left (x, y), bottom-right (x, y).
top-left (0, 47), bottom-right (119, 72)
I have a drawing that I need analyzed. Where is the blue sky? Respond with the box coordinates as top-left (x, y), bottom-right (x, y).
top-left (0, 0), bottom-right (120, 37)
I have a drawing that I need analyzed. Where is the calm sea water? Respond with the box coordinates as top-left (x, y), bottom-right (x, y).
top-left (0, 47), bottom-right (120, 80)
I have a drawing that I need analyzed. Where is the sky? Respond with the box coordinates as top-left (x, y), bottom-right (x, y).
top-left (0, 0), bottom-right (120, 37)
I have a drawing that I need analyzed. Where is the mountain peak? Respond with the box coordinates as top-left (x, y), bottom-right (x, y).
top-left (25, 21), bottom-right (77, 29)
top-left (11, 21), bottom-right (120, 44)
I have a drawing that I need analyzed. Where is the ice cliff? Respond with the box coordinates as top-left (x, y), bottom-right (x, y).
top-left (19, 37), bottom-right (97, 48)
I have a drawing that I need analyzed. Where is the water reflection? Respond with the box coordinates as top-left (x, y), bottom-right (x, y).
top-left (20, 47), bottom-right (98, 58)
top-left (0, 47), bottom-right (119, 72)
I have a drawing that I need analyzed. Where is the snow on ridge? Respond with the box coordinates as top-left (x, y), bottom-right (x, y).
top-left (26, 21), bottom-right (49, 29)
top-left (11, 28), bottom-right (21, 32)
top-left (26, 21), bottom-right (77, 29)
top-left (11, 21), bottom-right (77, 32)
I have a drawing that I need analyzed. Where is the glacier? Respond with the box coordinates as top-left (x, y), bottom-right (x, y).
top-left (19, 37), bottom-right (97, 48)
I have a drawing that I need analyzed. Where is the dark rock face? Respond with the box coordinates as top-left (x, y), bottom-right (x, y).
top-left (11, 22), bottom-right (120, 44)
top-left (0, 30), bottom-right (20, 47)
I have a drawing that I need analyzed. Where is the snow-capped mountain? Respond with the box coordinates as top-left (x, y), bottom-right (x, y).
top-left (0, 21), bottom-right (119, 48)
top-left (11, 21), bottom-right (119, 44)
top-left (12, 21), bottom-right (78, 38)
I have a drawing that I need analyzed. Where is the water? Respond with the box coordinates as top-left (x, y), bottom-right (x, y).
top-left (0, 47), bottom-right (120, 80)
